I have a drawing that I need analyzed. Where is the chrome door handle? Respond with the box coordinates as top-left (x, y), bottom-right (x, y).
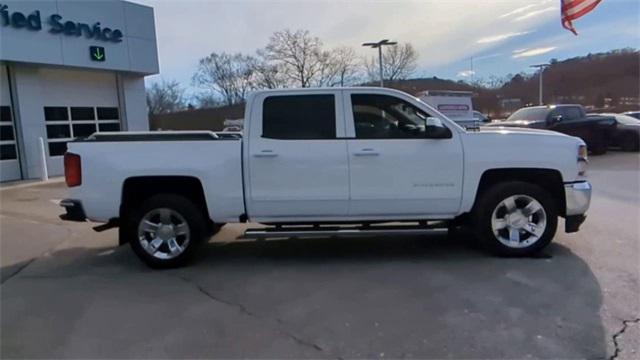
top-left (253, 150), bottom-right (278, 158)
top-left (354, 148), bottom-right (379, 156)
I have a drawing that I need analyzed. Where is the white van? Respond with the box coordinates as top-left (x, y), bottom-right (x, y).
top-left (417, 90), bottom-right (478, 128)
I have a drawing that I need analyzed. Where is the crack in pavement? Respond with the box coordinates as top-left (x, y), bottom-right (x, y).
top-left (610, 317), bottom-right (640, 360)
top-left (0, 258), bottom-right (36, 285)
top-left (1, 224), bottom-right (75, 285)
top-left (175, 275), bottom-right (330, 356)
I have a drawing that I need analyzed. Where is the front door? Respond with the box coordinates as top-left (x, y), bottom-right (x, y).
top-left (247, 91), bottom-right (349, 220)
top-left (344, 91), bottom-right (464, 218)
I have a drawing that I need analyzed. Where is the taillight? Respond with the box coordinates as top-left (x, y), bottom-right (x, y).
top-left (64, 152), bottom-right (82, 187)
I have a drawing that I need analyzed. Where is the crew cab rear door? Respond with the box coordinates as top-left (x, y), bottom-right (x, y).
top-left (343, 90), bottom-right (464, 217)
top-left (246, 91), bottom-right (349, 220)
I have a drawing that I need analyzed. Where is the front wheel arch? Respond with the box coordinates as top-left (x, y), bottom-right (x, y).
top-left (472, 168), bottom-right (565, 217)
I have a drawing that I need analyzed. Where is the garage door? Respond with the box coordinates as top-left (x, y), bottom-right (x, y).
top-left (39, 68), bottom-right (121, 176)
top-left (0, 65), bottom-right (21, 182)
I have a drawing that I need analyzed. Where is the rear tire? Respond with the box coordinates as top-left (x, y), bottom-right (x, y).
top-left (473, 181), bottom-right (558, 257)
top-left (124, 194), bottom-right (208, 268)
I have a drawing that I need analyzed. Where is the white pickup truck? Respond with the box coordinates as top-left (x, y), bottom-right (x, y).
top-left (60, 87), bottom-right (592, 268)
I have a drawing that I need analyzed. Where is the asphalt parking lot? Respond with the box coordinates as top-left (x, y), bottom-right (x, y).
top-left (1, 152), bottom-right (638, 359)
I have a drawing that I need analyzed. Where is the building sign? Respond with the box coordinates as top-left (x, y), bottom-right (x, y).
top-left (0, 4), bottom-right (123, 43)
top-left (90, 46), bottom-right (105, 62)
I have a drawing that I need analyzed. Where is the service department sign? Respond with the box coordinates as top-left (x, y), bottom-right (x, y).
top-left (0, 4), bottom-right (123, 43)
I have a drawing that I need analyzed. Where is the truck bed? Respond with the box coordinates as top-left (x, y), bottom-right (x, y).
top-left (67, 131), bottom-right (245, 223)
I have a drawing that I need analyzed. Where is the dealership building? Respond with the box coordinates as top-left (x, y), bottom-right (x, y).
top-left (0, 0), bottom-right (158, 182)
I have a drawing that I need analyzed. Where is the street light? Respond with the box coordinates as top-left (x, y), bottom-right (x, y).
top-left (530, 63), bottom-right (550, 105)
top-left (362, 39), bottom-right (397, 87)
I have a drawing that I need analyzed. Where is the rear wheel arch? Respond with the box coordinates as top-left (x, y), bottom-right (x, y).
top-left (472, 168), bottom-right (566, 216)
top-left (120, 176), bottom-right (214, 243)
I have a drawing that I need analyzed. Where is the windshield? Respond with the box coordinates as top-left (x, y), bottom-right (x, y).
top-left (506, 107), bottom-right (550, 121)
top-left (616, 114), bottom-right (640, 125)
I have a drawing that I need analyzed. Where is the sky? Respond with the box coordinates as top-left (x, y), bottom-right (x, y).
top-left (138, 0), bottom-right (640, 94)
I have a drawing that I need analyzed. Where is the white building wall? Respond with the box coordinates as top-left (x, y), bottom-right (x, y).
top-left (0, 0), bottom-right (158, 181)
top-left (118, 75), bottom-right (148, 131)
top-left (11, 65), bottom-right (47, 179)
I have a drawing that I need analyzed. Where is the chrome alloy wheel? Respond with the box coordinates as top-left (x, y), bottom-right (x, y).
top-left (137, 208), bottom-right (190, 260)
top-left (490, 195), bottom-right (547, 249)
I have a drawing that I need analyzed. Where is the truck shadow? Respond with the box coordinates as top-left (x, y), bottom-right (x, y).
top-left (1, 233), bottom-right (607, 359)
top-left (186, 234), bottom-right (607, 358)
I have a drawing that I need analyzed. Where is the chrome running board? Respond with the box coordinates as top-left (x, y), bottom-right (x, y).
top-left (242, 223), bottom-right (448, 239)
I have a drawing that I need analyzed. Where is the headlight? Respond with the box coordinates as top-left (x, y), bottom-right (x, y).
top-left (578, 144), bottom-right (588, 175)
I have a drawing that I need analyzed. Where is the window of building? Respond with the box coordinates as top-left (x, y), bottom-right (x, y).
top-left (71, 107), bottom-right (95, 121)
top-left (351, 94), bottom-right (431, 139)
top-left (0, 144), bottom-right (17, 160)
top-left (262, 95), bottom-right (336, 139)
top-left (44, 106), bottom-right (121, 156)
top-left (97, 107), bottom-right (119, 120)
top-left (0, 105), bottom-right (18, 160)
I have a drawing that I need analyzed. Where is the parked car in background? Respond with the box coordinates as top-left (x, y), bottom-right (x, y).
top-left (622, 111), bottom-right (640, 120)
top-left (486, 104), bottom-right (616, 154)
top-left (588, 113), bottom-right (640, 151)
top-left (473, 110), bottom-right (491, 123)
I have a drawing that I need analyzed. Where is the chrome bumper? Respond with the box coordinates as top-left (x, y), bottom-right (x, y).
top-left (565, 181), bottom-right (592, 216)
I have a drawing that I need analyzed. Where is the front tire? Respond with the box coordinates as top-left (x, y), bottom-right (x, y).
top-left (473, 181), bottom-right (558, 256)
top-left (589, 134), bottom-right (608, 155)
top-left (125, 194), bottom-right (207, 268)
top-left (621, 133), bottom-right (640, 152)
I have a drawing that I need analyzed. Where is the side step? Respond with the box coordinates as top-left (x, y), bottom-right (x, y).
top-left (242, 223), bottom-right (448, 240)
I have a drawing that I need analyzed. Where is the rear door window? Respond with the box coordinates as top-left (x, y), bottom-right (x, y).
top-left (263, 95), bottom-right (336, 139)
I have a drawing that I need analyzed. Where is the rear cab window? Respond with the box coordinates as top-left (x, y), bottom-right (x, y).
top-left (262, 95), bottom-right (336, 139)
top-left (560, 106), bottom-right (584, 121)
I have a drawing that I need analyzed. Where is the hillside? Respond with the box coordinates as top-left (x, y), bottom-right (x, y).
top-left (386, 49), bottom-right (639, 116)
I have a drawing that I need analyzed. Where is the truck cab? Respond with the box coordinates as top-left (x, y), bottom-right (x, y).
top-left (244, 88), bottom-right (462, 221)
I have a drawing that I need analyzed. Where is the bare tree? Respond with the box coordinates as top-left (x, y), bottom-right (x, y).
top-left (193, 52), bottom-right (256, 106)
top-left (146, 79), bottom-right (186, 115)
top-left (248, 57), bottom-right (291, 89)
top-left (365, 43), bottom-right (418, 82)
top-left (262, 29), bottom-right (327, 88)
top-left (326, 46), bottom-right (361, 87)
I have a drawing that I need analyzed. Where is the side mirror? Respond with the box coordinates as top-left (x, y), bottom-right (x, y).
top-left (549, 115), bottom-right (563, 124)
top-left (425, 117), bottom-right (453, 139)
top-left (485, 115), bottom-right (492, 122)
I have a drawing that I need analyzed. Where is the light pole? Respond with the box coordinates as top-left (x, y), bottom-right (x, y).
top-left (362, 39), bottom-right (397, 87)
top-left (530, 63), bottom-right (550, 105)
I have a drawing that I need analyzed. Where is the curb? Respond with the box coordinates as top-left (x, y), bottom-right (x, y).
top-left (0, 177), bottom-right (65, 191)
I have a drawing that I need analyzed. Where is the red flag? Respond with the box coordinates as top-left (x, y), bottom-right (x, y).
top-left (561, 0), bottom-right (603, 35)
